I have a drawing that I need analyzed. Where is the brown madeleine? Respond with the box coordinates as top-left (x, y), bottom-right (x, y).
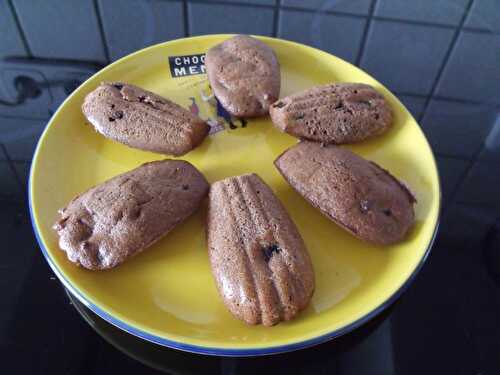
top-left (270, 83), bottom-right (392, 144)
top-left (53, 160), bottom-right (209, 270)
top-left (207, 173), bottom-right (314, 326)
top-left (275, 142), bottom-right (416, 245)
top-left (82, 82), bottom-right (209, 156)
top-left (205, 35), bottom-right (280, 117)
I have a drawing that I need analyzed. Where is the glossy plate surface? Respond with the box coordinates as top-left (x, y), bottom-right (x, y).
top-left (30, 35), bottom-right (440, 356)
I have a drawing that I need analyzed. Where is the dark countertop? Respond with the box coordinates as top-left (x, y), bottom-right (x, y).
top-left (1, 1), bottom-right (500, 374)
top-left (3, 198), bottom-right (500, 374)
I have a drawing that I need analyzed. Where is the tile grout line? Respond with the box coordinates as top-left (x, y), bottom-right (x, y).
top-left (272, 0), bottom-right (281, 38)
top-left (355, 0), bottom-right (377, 67)
top-left (92, 0), bottom-right (111, 63)
top-left (183, 0), bottom-right (190, 37)
top-left (188, 0), bottom-right (274, 9)
top-left (442, 140), bottom-right (485, 216)
top-left (0, 143), bottom-right (25, 197)
top-left (417, 0), bottom-right (475, 123)
top-left (7, 0), bottom-right (32, 57)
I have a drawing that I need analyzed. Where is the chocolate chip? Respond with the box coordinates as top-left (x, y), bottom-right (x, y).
top-left (110, 104), bottom-right (115, 109)
top-left (294, 114), bottom-right (305, 120)
top-left (95, 249), bottom-right (105, 264)
top-left (374, 113), bottom-right (380, 120)
top-left (109, 110), bottom-right (123, 122)
top-left (138, 95), bottom-right (146, 102)
top-left (54, 217), bottom-right (68, 230)
top-left (81, 241), bottom-right (92, 251)
top-left (182, 185), bottom-right (189, 190)
top-left (334, 103), bottom-right (343, 110)
top-left (262, 244), bottom-right (281, 262)
top-left (383, 208), bottom-right (392, 216)
top-left (360, 199), bottom-right (371, 213)
top-left (130, 207), bottom-right (141, 220)
top-left (273, 101), bottom-right (285, 108)
top-left (112, 84), bottom-right (123, 90)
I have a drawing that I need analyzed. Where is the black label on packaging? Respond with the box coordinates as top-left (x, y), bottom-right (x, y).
top-left (168, 54), bottom-right (206, 78)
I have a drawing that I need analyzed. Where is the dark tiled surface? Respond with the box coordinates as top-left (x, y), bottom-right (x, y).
top-left (421, 99), bottom-right (496, 159)
top-left (1, 237), bottom-right (165, 374)
top-left (281, 0), bottom-right (372, 15)
top-left (456, 160), bottom-right (500, 209)
top-left (188, 2), bottom-right (274, 36)
top-left (0, 117), bottom-right (47, 161)
top-left (0, 161), bottom-right (22, 200)
top-left (397, 95), bottom-right (427, 120)
top-left (99, 0), bottom-right (185, 61)
top-left (465, 0), bottom-right (500, 31)
top-left (392, 211), bottom-right (500, 374)
top-left (13, 161), bottom-right (30, 192)
top-left (360, 20), bottom-right (455, 95)
top-left (436, 156), bottom-right (469, 206)
top-left (12, 0), bottom-right (107, 63)
top-left (278, 9), bottom-right (366, 63)
top-left (438, 202), bottom-right (498, 250)
top-left (436, 31), bottom-right (500, 105)
top-left (374, 0), bottom-right (468, 26)
top-left (0, 1), bottom-right (27, 58)
top-left (480, 114), bottom-right (500, 163)
top-left (0, 202), bottom-right (37, 337)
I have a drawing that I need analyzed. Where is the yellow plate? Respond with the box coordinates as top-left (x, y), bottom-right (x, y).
top-left (29, 35), bottom-right (440, 356)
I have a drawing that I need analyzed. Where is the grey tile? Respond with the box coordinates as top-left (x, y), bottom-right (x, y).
top-left (436, 156), bottom-right (469, 206)
top-left (397, 95), bottom-right (426, 119)
top-left (360, 20), bottom-right (454, 95)
top-left (188, 2), bottom-right (274, 36)
top-left (0, 161), bottom-right (21, 200)
top-left (99, 0), bottom-right (184, 61)
top-left (13, 0), bottom-right (106, 62)
top-left (0, 1), bottom-right (27, 58)
top-left (421, 99), bottom-right (496, 158)
top-left (0, 117), bottom-right (47, 161)
top-left (480, 112), bottom-right (500, 163)
top-left (375, 0), bottom-right (468, 26)
top-left (456, 161), bottom-right (500, 209)
top-left (436, 31), bottom-right (500, 105)
top-left (279, 9), bottom-right (366, 63)
top-left (465, 0), bottom-right (500, 31)
top-left (281, 0), bottom-right (372, 15)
